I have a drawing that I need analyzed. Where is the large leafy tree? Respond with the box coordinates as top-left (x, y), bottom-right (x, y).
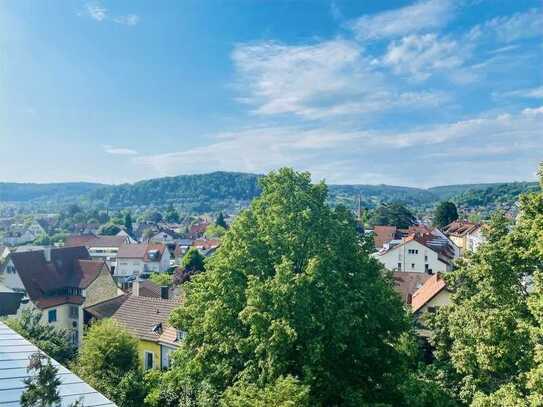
top-left (434, 201), bottom-right (459, 228)
top-left (5, 308), bottom-right (76, 365)
top-left (159, 168), bottom-right (413, 405)
top-left (368, 202), bottom-right (417, 228)
top-left (74, 319), bottom-right (146, 406)
top-left (430, 164), bottom-right (543, 405)
top-left (181, 247), bottom-right (205, 272)
top-left (20, 353), bottom-right (61, 407)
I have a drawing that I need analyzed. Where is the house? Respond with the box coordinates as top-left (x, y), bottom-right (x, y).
top-left (186, 221), bottom-right (209, 239)
top-left (105, 295), bottom-right (184, 370)
top-left (374, 229), bottom-right (457, 274)
top-left (1, 246), bottom-right (120, 346)
top-left (372, 226), bottom-right (402, 249)
top-left (125, 279), bottom-right (177, 299)
top-left (148, 228), bottom-right (180, 245)
top-left (0, 321), bottom-right (116, 406)
top-left (393, 272), bottom-right (432, 305)
top-left (411, 273), bottom-right (451, 315)
top-left (64, 234), bottom-right (129, 270)
top-left (442, 220), bottom-right (484, 255)
top-left (192, 238), bottom-right (220, 256)
top-left (115, 243), bottom-right (171, 280)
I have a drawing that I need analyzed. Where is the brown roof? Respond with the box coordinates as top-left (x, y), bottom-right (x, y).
top-left (158, 325), bottom-right (180, 347)
top-left (84, 294), bottom-right (128, 319)
top-left (117, 243), bottom-right (166, 261)
top-left (192, 239), bottom-right (220, 250)
top-left (411, 273), bottom-right (448, 312)
top-left (111, 296), bottom-right (181, 342)
top-left (393, 272), bottom-right (432, 304)
top-left (124, 280), bottom-right (175, 299)
top-left (77, 260), bottom-right (110, 288)
top-left (373, 226), bottom-right (399, 249)
top-left (442, 221), bottom-right (481, 238)
top-left (65, 234), bottom-right (127, 248)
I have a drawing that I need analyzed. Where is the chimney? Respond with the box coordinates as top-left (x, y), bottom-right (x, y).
top-left (44, 247), bottom-right (51, 262)
top-left (407, 293), bottom-right (412, 305)
top-left (133, 278), bottom-right (140, 297)
top-left (160, 286), bottom-right (169, 300)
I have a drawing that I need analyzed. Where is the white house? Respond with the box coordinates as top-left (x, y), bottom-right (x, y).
top-left (374, 231), bottom-right (457, 274)
top-left (64, 234), bottom-right (130, 270)
top-left (115, 243), bottom-right (171, 279)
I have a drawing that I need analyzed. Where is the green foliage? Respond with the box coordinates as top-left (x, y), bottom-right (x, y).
top-left (20, 353), bottom-right (61, 407)
top-left (216, 212), bottom-right (227, 229)
top-left (33, 233), bottom-right (51, 245)
top-left (429, 165), bottom-right (543, 404)
top-left (97, 223), bottom-right (121, 236)
top-left (74, 319), bottom-right (144, 406)
top-left (221, 375), bottom-right (310, 407)
top-left (204, 224), bottom-right (226, 238)
top-left (160, 168), bottom-right (413, 405)
top-left (434, 201), bottom-right (459, 228)
top-left (124, 212), bottom-right (133, 235)
top-left (4, 308), bottom-right (76, 365)
top-left (149, 272), bottom-right (172, 287)
top-left (165, 206), bottom-right (180, 223)
top-left (181, 247), bottom-right (205, 272)
top-left (368, 202), bottom-right (417, 228)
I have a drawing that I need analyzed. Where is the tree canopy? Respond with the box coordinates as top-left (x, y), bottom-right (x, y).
top-left (158, 168), bottom-right (415, 405)
top-left (181, 247), bottom-right (205, 272)
top-left (433, 201), bottom-right (459, 228)
top-left (368, 202), bottom-right (417, 228)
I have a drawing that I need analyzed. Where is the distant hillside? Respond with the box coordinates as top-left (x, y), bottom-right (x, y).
top-left (0, 172), bottom-right (538, 216)
top-left (0, 182), bottom-right (103, 202)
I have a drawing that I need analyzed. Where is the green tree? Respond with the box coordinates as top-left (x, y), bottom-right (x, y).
top-left (368, 202), bottom-right (416, 228)
top-left (429, 164), bottom-right (543, 404)
top-left (204, 224), bottom-right (226, 238)
top-left (165, 206), bottom-right (180, 223)
top-left (181, 247), bottom-right (205, 272)
top-left (74, 319), bottom-right (145, 406)
top-left (20, 353), bottom-right (61, 407)
top-left (216, 212), bottom-right (227, 229)
top-left (124, 212), bottom-right (133, 235)
top-left (33, 233), bottom-right (51, 246)
top-left (160, 168), bottom-right (412, 405)
top-left (5, 309), bottom-right (76, 365)
top-left (98, 223), bottom-right (121, 236)
top-left (434, 201), bottom-right (459, 228)
top-left (149, 272), bottom-right (172, 287)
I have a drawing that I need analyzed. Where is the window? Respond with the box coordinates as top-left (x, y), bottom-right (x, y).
top-left (397, 263), bottom-right (402, 271)
top-left (425, 264), bottom-right (429, 273)
top-left (48, 309), bottom-right (57, 323)
top-left (69, 306), bottom-right (78, 319)
top-left (408, 249), bottom-right (419, 255)
top-left (144, 351), bottom-right (154, 370)
top-left (424, 255), bottom-right (428, 261)
top-left (411, 263), bottom-right (415, 269)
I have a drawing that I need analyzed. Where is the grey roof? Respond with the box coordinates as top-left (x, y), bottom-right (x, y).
top-left (0, 322), bottom-right (116, 406)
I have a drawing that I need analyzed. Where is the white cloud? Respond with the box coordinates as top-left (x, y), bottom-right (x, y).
top-left (85, 2), bottom-right (107, 22)
top-left (349, 0), bottom-right (453, 41)
top-left (135, 107), bottom-right (543, 185)
top-left (382, 34), bottom-right (465, 81)
top-left (232, 39), bottom-right (449, 119)
top-left (103, 145), bottom-right (138, 155)
top-left (113, 14), bottom-right (140, 26)
top-left (498, 86), bottom-right (543, 100)
top-left (82, 2), bottom-right (139, 26)
top-left (468, 8), bottom-right (543, 43)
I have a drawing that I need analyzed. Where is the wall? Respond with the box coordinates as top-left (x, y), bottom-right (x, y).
top-left (138, 339), bottom-right (161, 370)
top-left (160, 344), bottom-right (177, 369)
top-left (115, 258), bottom-right (144, 277)
top-left (83, 268), bottom-right (122, 308)
top-left (376, 240), bottom-right (449, 274)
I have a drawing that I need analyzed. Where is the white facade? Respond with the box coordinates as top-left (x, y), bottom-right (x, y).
top-left (149, 231), bottom-right (177, 244)
top-left (374, 240), bottom-right (451, 274)
top-left (115, 249), bottom-right (171, 278)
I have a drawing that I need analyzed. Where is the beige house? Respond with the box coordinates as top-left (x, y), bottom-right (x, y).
top-left (411, 273), bottom-right (452, 336)
top-left (442, 220), bottom-right (483, 255)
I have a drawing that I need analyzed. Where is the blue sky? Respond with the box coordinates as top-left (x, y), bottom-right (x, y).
top-left (1, 0), bottom-right (542, 187)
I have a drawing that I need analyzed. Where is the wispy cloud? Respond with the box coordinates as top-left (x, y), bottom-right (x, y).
top-left (135, 106), bottom-right (543, 185)
top-left (81, 2), bottom-right (140, 26)
top-left (467, 8), bottom-right (543, 43)
top-left (103, 145), bottom-right (138, 155)
top-left (348, 0), bottom-right (454, 41)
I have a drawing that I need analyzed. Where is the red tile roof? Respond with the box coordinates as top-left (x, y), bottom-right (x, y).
top-left (411, 273), bottom-right (448, 312)
top-left (65, 234), bottom-right (127, 248)
top-left (442, 221), bottom-right (481, 237)
top-left (393, 272), bottom-right (432, 304)
top-left (192, 239), bottom-right (220, 250)
top-left (117, 243), bottom-right (166, 261)
top-left (373, 226), bottom-right (399, 248)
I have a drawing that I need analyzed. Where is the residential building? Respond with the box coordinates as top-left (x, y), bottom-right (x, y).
top-left (64, 234), bottom-right (129, 270)
top-left (393, 272), bottom-right (432, 305)
top-left (1, 246), bottom-right (119, 346)
top-left (411, 273), bottom-right (451, 315)
top-left (374, 230), bottom-right (457, 274)
top-left (442, 220), bottom-right (484, 255)
top-left (115, 243), bottom-right (171, 279)
top-left (372, 226), bottom-right (402, 249)
top-left (192, 238), bottom-right (220, 256)
top-left (0, 321), bottom-right (116, 406)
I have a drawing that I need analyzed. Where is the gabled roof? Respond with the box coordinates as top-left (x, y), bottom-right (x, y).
top-left (442, 220), bottom-right (481, 237)
top-left (65, 234), bottom-right (127, 248)
top-left (393, 272), bottom-right (432, 305)
top-left (117, 243), bottom-right (167, 261)
top-left (111, 296), bottom-right (181, 342)
top-left (411, 273), bottom-right (448, 312)
top-left (0, 322), bottom-right (116, 406)
top-left (192, 239), bottom-right (220, 250)
top-left (7, 246), bottom-right (107, 309)
top-left (84, 294), bottom-right (129, 319)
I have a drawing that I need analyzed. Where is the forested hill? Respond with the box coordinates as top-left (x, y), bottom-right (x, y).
top-left (0, 172), bottom-right (538, 215)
